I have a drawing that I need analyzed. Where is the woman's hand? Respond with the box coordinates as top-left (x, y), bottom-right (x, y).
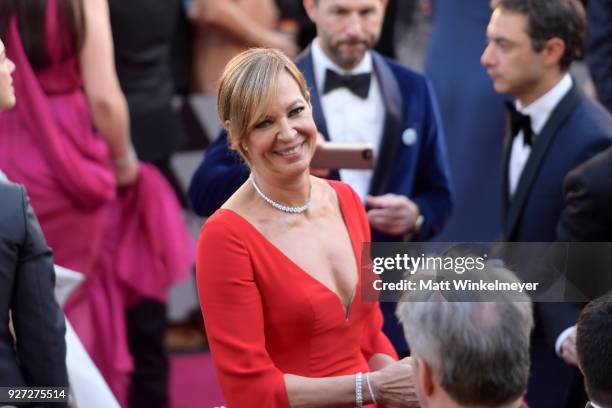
top-left (370, 357), bottom-right (420, 407)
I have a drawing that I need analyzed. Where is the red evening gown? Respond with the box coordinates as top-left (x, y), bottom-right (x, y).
top-left (197, 180), bottom-right (397, 407)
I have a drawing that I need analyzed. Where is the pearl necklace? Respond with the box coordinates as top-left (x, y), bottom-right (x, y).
top-left (251, 177), bottom-right (311, 214)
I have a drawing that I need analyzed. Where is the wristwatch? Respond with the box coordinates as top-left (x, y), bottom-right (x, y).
top-left (403, 214), bottom-right (424, 242)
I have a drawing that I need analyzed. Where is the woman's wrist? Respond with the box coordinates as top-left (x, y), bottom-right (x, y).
top-left (113, 145), bottom-right (137, 169)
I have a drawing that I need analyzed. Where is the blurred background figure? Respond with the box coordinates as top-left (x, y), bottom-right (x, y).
top-left (183, 0), bottom-right (299, 142)
top-left (108, 1), bottom-right (190, 407)
top-left (424, 0), bottom-right (507, 242)
top-left (576, 292), bottom-right (612, 408)
top-left (187, 0), bottom-right (298, 94)
top-left (0, 38), bottom-right (68, 401)
top-left (0, 0), bottom-right (193, 405)
top-left (586, 0), bottom-right (612, 114)
top-left (109, 0), bottom-right (188, 207)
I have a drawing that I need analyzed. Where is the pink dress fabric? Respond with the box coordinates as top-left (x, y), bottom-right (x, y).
top-left (0, 4), bottom-right (194, 405)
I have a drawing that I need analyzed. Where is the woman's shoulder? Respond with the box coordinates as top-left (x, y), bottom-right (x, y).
top-left (198, 209), bottom-right (248, 245)
top-left (323, 179), bottom-right (362, 209)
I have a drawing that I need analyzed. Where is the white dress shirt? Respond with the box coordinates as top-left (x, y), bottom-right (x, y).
top-left (311, 39), bottom-right (385, 200)
top-left (508, 74), bottom-right (573, 196)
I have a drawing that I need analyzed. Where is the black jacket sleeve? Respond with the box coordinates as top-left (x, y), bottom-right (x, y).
top-left (9, 183), bottom-right (69, 397)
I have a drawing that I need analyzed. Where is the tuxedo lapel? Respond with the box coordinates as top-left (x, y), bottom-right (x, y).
top-left (501, 114), bottom-right (513, 230)
top-left (296, 48), bottom-right (340, 181)
top-left (368, 52), bottom-right (403, 196)
top-left (296, 49), bottom-right (330, 139)
top-left (503, 85), bottom-right (581, 239)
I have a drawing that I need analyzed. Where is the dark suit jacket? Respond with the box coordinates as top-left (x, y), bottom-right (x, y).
top-left (187, 48), bottom-right (453, 242)
top-left (0, 181), bottom-right (68, 396)
top-left (558, 146), bottom-right (612, 242)
top-left (500, 84), bottom-right (612, 408)
top-left (556, 146), bottom-right (612, 306)
top-left (586, 0), bottom-right (612, 114)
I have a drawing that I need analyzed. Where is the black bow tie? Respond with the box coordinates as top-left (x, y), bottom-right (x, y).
top-left (505, 101), bottom-right (534, 146)
top-left (323, 69), bottom-right (371, 99)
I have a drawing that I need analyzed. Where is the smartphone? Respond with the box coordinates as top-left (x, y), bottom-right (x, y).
top-left (310, 142), bottom-right (374, 170)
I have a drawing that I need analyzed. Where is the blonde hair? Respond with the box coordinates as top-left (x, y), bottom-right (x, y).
top-left (217, 48), bottom-right (311, 163)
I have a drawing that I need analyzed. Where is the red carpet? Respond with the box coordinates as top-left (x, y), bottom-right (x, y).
top-left (170, 352), bottom-right (225, 407)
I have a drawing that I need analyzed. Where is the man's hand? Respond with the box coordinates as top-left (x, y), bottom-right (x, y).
top-left (560, 329), bottom-right (579, 367)
top-left (365, 194), bottom-right (420, 236)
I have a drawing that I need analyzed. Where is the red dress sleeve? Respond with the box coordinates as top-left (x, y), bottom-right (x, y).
top-left (196, 213), bottom-right (290, 407)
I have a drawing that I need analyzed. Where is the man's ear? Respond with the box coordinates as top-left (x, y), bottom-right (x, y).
top-left (418, 357), bottom-right (435, 398)
top-left (542, 37), bottom-right (566, 69)
top-left (303, 0), bottom-right (318, 23)
top-left (576, 356), bottom-right (584, 376)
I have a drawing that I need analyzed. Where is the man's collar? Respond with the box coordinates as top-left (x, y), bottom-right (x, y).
top-left (516, 73), bottom-right (572, 134)
top-left (311, 38), bottom-right (373, 93)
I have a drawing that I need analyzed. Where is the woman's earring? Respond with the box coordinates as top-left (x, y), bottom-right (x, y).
top-left (242, 144), bottom-right (249, 152)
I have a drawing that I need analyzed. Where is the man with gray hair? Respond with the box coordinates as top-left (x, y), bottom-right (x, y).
top-left (396, 266), bottom-right (533, 408)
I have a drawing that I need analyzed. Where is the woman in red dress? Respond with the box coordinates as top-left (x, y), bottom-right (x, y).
top-left (197, 48), bottom-right (417, 407)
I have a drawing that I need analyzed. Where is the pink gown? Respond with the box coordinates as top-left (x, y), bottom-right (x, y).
top-left (0, 3), bottom-right (194, 405)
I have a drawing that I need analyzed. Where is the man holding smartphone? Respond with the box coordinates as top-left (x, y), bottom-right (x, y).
top-left (188, 0), bottom-right (453, 355)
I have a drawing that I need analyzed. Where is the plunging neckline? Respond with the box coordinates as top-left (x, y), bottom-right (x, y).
top-left (219, 182), bottom-right (360, 320)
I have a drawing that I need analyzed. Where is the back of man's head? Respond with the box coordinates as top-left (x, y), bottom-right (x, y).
top-left (577, 292), bottom-right (612, 407)
top-left (397, 266), bottom-right (533, 407)
top-left (491, 0), bottom-right (585, 71)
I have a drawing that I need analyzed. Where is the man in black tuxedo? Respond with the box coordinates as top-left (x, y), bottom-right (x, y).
top-left (0, 179), bottom-right (69, 398)
top-left (481, 0), bottom-right (612, 406)
top-left (576, 292), bottom-right (612, 408)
